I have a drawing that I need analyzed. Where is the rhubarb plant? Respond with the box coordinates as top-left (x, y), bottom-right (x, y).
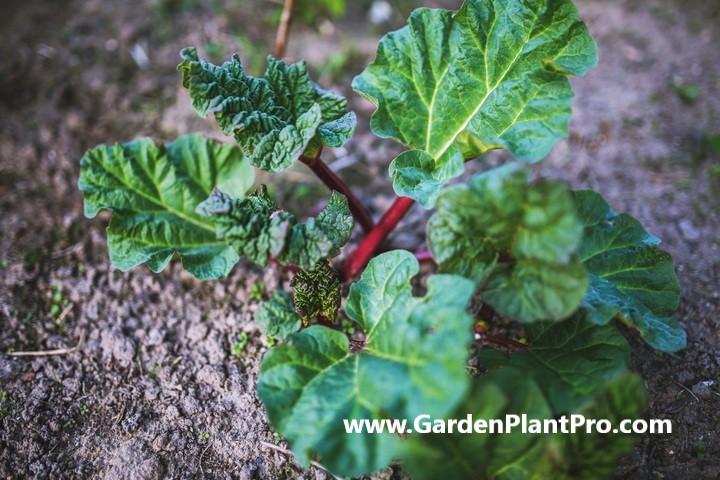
top-left (78, 0), bottom-right (685, 478)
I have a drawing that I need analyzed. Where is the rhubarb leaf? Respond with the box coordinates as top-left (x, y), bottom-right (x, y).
top-left (479, 312), bottom-right (630, 412)
top-left (255, 291), bottom-right (303, 340)
top-left (574, 190), bottom-right (685, 352)
top-left (531, 373), bottom-right (646, 479)
top-left (400, 370), bottom-right (645, 480)
top-left (353, 0), bottom-right (597, 207)
top-left (400, 367), bottom-right (551, 480)
top-left (258, 251), bottom-right (475, 476)
top-left (179, 48), bottom-right (356, 172)
top-left (197, 188), bottom-right (353, 270)
top-left (428, 164), bottom-right (587, 322)
top-left (290, 260), bottom-right (341, 324)
top-left (79, 134), bottom-right (253, 280)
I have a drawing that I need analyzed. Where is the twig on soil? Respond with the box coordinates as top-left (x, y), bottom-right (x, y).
top-left (261, 441), bottom-right (342, 480)
top-left (675, 381), bottom-right (699, 402)
top-left (274, 0), bottom-right (295, 59)
top-left (199, 442), bottom-right (212, 478)
top-left (7, 332), bottom-right (83, 358)
top-left (51, 241), bottom-right (84, 259)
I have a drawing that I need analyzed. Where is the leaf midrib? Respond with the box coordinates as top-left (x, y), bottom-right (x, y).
top-left (105, 165), bottom-right (215, 234)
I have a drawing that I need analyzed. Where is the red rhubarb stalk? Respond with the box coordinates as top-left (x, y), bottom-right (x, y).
top-left (300, 154), bottom-right (374, 233)
top-left (343, 196), bottom-right (415, 280)
top-left (414, 250), bottom-right (435, 264)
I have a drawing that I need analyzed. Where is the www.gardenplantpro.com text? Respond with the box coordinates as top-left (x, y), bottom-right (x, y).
top-left (344, 415), bottom-right (672, 435)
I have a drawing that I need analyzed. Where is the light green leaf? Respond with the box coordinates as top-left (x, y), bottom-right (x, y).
top-left (179, 48), bottom-right (356, 172)
top-left (428, 164), bottom-right (587, 322)
top-left (197, 188), bottom-right (353, 270)
top-left (78, 134), bottom-right (253, 280)
top-left (290, 260), bottom-right (341, 324)
top-left (574, 190), bottom-right (685, 352)
top-left (258, 251), bottom-right (475, 476)
top-left (353, 0), bottom-right (597, 207)
top-left (255, 291), bottom-right (303, 340)
top-left (479, 312), bottom-right (630, 412)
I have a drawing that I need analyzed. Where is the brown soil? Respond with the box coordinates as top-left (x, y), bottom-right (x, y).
top-left (1, 0), bottom-right (718, 479)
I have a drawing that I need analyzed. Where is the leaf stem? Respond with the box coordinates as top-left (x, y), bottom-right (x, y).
top-left (274, 0), bottom-right (295, 59)
top-left (342, 196), bottom-right (415, 280)
top-left (414, 249), bottom-right (434, 264)
top-left (299, 153), bottom-right (374, 233)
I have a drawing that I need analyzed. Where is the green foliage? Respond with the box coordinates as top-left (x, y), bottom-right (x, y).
top-left (290, 260), bottom-right (341, 324)
top-left (77, 0), bottom-right (687, 478)
top-left (179, 47), bottom-right (356, 172)
top-left (574, 190), bottom-right (684, 352)
top-left (428, 164), bottom-right (587, 322)
top-left (79, 134), bottom-right (253, 280)
top-left (255, 291), bottom-right (302, 340)
top-left (197, 187), bottom-right (353, 270)
top-left (258, 251), bottom-right (475, 475)
top-left (353, 0), bottom-right (598, 207)
top-left (479, 312), bottom-right (630, 412)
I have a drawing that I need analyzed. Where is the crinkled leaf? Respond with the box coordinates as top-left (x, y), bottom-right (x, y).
top-left (258, 251), bottom-right (475, 476)
top-left (575, 190), bottom-right (684, 352)
top-left (479, 312), bottom-right (630, 412)
top-left (353, 0), bottom-right (597, 207)
top-left (255, 291), bottom-right (302, 340)
top-left (78, 134), bottom-right (253, 280)
top-left (179, 47), bottom-right (356, 172)
top-left (290, 260), bottom-right (341, 324)
top-left (530, 373), bottom-right (646, 480)
top-left (197, 188), bottom-right (353, 270)
top-left (428, 164), bottom-right (587, 322)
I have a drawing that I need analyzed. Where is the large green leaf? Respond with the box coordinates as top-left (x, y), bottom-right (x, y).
top-left (258, 251), bottom-right (475, 476)
top-left (401, 370), bottom-right (645, 480)
top-left (79, 134), bottom-right (254, 280)
top-left (428, 164), bottom-right (587, 322)
top-left (479, 312), bottom-right (630, 413)
top-left (400, 367), bottom-right (551, 480)
top-left (179, 47), bottom-right (356, 172)
top-left (196, 187), bottom-right (353, 270)
top-left (574, 190), bottom-right (685, 352)
top-left (353, 0), bottom-right (597, 207)
top-left (530, 373), bottom-right (646, 480)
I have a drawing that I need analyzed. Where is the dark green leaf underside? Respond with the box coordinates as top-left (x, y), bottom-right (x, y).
top-left (574, 190), bottom-right (684, 352)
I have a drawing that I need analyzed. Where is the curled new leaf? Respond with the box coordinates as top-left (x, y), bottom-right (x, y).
top-left (78, 134), bottom-right (254, 280)
top-left (179, 47), bottom-right (356, 172)
top-left (353, 0), bottom-right (598, 207)
top-left (255, 291), bottom-right (303, 340)
top-left (574, 190), bottom-right (685, 352)
top-left (258, 251), bottom-right (475, 476)
top-left (290, 260), bottom-right (341, 324)
top-left (197, 187), bottom-right (353, 270)
top-left (428, 164), bottom-right (587, 322)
